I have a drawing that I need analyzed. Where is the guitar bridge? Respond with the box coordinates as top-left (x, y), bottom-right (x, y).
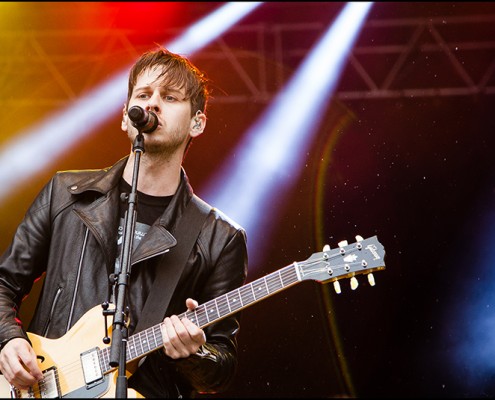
top-left (10, 366), bottom-right (60, 398)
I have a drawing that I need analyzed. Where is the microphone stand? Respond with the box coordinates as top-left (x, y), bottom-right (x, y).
top-left (109, 130), bottom-right (146, 398)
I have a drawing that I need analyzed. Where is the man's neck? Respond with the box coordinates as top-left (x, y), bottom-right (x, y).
top-left (123, 152), bottom-right (182, 197)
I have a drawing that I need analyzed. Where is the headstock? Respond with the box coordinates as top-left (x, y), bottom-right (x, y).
top-left (297, 235), bottom-right (385, 293)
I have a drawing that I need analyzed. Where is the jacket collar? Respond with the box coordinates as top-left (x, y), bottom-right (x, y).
top-left (68, 156), bottom-right (128, 196)
top-left (68, 155), bottom-right (194, 223)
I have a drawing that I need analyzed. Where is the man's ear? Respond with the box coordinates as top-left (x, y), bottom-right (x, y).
top-left (121, 105), bottom-right (128, 132)
top-left (190, 111), bottom-right (206, 138)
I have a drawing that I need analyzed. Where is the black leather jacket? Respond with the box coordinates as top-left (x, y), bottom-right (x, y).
top-left (0, 156), bottom-right (248, 398)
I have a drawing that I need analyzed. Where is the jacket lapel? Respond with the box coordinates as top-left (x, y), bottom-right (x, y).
top-left (69, 157), bottom-right (189, 268)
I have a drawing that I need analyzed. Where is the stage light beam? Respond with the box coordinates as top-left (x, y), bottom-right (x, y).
top-left (0, 2), bottom-right (263, 204)
top-left (201, 2), bottom-right (374, 266)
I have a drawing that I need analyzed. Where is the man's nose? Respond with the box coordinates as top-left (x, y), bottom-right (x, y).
top-left (146, 91), bottom-right (161, 112)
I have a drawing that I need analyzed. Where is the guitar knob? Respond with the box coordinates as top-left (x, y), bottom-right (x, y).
top-left (350, 276), bottom-right (358, 290)
top-left (355, 235), bottom-right (364, 242)
top-left (333, 280), bottom-right (341, 294)
top-left (338, 240), bottom-right (348, 247)
top-left (323, 244), bottom-right (330, 251)
top-left (367, 273), bottom-right (375, 286)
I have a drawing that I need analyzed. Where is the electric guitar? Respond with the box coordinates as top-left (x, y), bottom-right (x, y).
top-left (0, 235), bottom-right (385, 398)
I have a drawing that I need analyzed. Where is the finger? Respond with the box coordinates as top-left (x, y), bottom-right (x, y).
top-left (16, 344), bottom-right (43, 381)
top-left (21, 348), bottom-right (44, 381)
top-left (169, 316), bottom-right (195, 356)
top-left (185, 298), bottom-right (199, 311)
top-left (10, 365), bottom-right (38, 390)
top-left (161, 317), bottom-right (184, 359)
top-left (182, 317), bottom-right (206, 346)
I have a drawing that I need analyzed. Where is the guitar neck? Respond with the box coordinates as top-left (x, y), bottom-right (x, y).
top-left (183, 263), bottom-right (301, 328)
top-left (98, 263), bottom-right (301, 373)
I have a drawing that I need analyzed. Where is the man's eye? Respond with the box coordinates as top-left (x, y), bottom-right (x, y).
top-left (138, 93), bottom-right (149, 99)
top-left (164, 95), bottom-right (177, 101)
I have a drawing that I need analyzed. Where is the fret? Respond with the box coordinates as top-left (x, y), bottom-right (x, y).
top-left (277, 269), bottom-right (284, 288)
top-left (239, 284), bottom-right (255, 305)
top-left (227, 289), bottom-right (242, 311)
top-left (265, 272), bottom-right (283, 293)
top-left (139, 331), bottom-right (147, 354)
top-left (183, 310), bottom-right (199, 325)
top-left (137, 332), bottom-right (145, 356)
top-left (142, 329), bottom-right (151, 353)
top-left (217, 294), bottom-right (230, 316)
top-left (131, 334), bottom-right (140, 359)
top-left (280, 265), bottom-right (298, 286)
top-left (152, 325), bottom-right (162, 349)
top-left (137, 333), bottom-right (144, 355)
top-left (204, 299), bottom-right (220, 321)
top-left (263, 276), bottom-right (270, 293)
top-left (127, 337), bottom-right (136, 360)
top-left (182, 309), bottom-right (197, 326)
top-left (252, 279), bottom-right (269, 300)
top-left (214, 298), bottom-right (220, 317)
top-left (249, 281), bottom-right (256, 301)
top-left (195, 304), bottom-right (209, 326)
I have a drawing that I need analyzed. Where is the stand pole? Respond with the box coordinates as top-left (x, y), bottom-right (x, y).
top-left (109, 132), bottom-right (145, 398)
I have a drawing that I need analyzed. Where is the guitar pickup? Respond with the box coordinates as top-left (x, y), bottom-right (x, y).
top-left (80, 347), bottom-right (103, 386)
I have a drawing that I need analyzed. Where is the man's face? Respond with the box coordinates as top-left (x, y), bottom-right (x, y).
top-left (121, 67), bottom-right (197, 156)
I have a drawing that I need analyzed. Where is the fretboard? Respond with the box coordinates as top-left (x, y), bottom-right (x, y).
top-left (98, 262), bottom-right (301, 373)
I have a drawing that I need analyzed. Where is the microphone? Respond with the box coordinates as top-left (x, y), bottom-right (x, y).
top-left (127, 106), bottom-right (158, 133)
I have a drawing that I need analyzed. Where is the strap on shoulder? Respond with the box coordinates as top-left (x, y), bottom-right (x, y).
top-left (134, 194), bottom-right (211, 332)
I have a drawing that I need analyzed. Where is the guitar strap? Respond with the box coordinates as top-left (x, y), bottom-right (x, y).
top-left (134, 194), bottom-right (211, 333)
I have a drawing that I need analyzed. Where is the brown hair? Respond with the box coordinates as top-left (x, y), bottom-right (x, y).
top-left (127, 46), bottom-right (210, 117)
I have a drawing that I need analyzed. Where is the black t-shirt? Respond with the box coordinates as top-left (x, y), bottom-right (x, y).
top-left (118, 178), bottom-right (172, 226)
top-left (115, 177), bottom-right (172, 268)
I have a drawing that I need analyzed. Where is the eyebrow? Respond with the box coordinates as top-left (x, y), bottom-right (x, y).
top-left (134, 85), bottom-right (184, 96)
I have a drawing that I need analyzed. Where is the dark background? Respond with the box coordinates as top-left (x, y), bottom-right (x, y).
top-left (1, 2), bottom-right (495, 398)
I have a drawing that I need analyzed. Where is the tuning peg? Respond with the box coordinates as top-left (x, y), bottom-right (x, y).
top-left (350, 276), bottom-right (358, 290)
top-left (338, 240), bottom-right (348, 254)
top-left (323, 244), bottom-right (330, 251)
top-left (367, 273), bottom-right (375, 286)
top-left (355, 235), bottom-right (363, 242)
top-left (333, 280), bottom-right (341, 294)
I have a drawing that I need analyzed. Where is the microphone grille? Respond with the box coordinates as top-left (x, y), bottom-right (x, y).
top-left (128, 106), bottom-right (145, 123)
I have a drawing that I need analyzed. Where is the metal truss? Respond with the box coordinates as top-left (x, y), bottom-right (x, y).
top-left (1, 13), bottom-right (494, 107)
top-left (333, 14), bottom-right (495, 100)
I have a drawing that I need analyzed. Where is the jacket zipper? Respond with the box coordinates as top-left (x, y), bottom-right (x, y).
top-left (65, 227), bottom-right (89, 332)
top-left (41, 286), bottom-right (63, 337)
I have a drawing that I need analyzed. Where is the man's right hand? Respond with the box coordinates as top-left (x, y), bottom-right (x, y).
top-left (0, 338), bottom-right (44, 390)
